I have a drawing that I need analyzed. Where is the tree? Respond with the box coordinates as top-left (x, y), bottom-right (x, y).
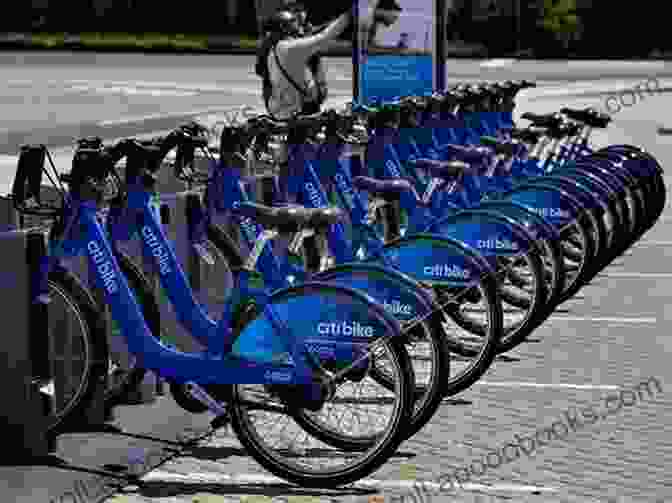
top-left (539, 0), bottom-right (579, 51)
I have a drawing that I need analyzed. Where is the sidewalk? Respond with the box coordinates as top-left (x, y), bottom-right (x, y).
top-left (0, 393), bottom-right (214, 503)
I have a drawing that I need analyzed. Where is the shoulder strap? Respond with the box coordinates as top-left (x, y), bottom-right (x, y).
top-left (273, 45), bottom-right (311, 100)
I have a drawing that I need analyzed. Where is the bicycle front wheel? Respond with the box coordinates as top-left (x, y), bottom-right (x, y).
top-left (226, 282), bottom-right (415, 488)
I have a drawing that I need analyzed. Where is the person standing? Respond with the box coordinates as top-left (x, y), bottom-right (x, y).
top-left (255, 4), bottom-right (352, 201)
top-left (257, 5), bottom-right (352, 119)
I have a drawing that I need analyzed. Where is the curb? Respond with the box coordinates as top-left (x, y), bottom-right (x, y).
top-left (0, 34), bottom-right (488, 58)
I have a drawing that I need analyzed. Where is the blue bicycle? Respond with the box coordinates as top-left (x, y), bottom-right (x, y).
top-left (213, 114), bottom-right (504, 394)
top-left (11, 140), bottom-right (417, 488)
top-left (81, 122), bottom-right (452, 444)
top-left (256, 104), bottom-right (544, 355)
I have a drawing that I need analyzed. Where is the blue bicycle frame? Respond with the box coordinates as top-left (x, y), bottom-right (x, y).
top-left (49, 182), bottom-right (395, 385)
top-left (277, 138), bottom-right (499, 289)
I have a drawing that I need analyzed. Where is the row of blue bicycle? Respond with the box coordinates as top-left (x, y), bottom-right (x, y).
top-left (10, 79), bottom-right (664, 487)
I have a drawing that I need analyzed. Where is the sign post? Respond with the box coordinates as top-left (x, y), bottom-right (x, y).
top-left (434, 0), bottom-right (447, 91)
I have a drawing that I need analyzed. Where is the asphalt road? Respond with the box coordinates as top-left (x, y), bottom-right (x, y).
top-left (0, 53), bottom-right (670, 503)
top-left (0, 52), bottom-right (670, 155)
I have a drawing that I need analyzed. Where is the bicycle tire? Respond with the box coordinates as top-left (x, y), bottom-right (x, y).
top-left (477, 200), bottom-right (566, 309)
top-left (529, 176), bottom-right (609, 262)
top-left (380, 235), bottom-right (503, 394)
top-left (312, 263), bottom-right (451, 443)
top-left (225, 283), bottom-right (415, 488)
top-left (43, 266), bottom-right (109, 435)
top-left (423, 209), bottom-right (548, 353)
top-left (500, 185), bottom-right (596, 304)
top-left (206, 224), bottom-right (446, 444)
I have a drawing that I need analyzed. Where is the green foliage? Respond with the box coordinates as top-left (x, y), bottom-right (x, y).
top-left (540, 0), bottom-right (579, 34)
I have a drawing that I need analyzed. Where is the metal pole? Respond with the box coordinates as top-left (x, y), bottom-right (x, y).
top-left (435, 0), bottom-right (447, 91)
top-left (352, 0), bottom-right (360, 103)
top-left (515, 0), bottom-right (521, 53)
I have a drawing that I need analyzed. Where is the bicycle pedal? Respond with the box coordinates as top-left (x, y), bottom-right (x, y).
top-left (210, 413), bottom-right (230, 430)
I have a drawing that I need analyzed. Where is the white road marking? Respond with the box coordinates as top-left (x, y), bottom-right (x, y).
top-left (519, 78), bottom-right (672, 99)
top-left (69, 84), bottom-right (197, 97)
top-left (477, 381), bottom-right (620, 391)
top-left (8, 78), bottom-right (237, 93)
top-left (565, 60), bottom-right (667, 68)
top-left (634, 240), bottom-right (672, 246)
top-left (141, 470), bottom-right (558, 493)
top-left (545, 315), bottom-right (657, 323)
top-left (480, 58), bottom-right (516, 67)
top-left (598, 272), bottom-right (672, 279)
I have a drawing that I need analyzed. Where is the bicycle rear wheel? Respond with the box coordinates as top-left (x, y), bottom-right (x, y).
top-left (226, 283), bottom-right (415, 488)
top-left (311, 263), bottom-right (451, 443)
top-left (379, 235), bottom-right (503, 395)
top-left (41, 266), bottom-right (108, 435)
top-left (206, 224), bottom-right (445, 443)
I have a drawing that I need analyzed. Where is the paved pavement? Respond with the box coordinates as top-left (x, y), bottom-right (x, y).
top-left (0, 54), bottom-right (670, 503)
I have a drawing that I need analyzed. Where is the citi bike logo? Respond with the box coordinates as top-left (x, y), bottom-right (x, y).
top-left (529, 207), bottom-right (570, 219)
top-left (424, 264), bottom-right (471, 279)
top-left (383, 299), bottom-right (412, 315)
top-left (141, 226), bottom-right (171, 275)
top-left (87, 241), bottom-right (119, 294)
top-left (478, 238), bottom-right (519, 250)
top-left (318, 321), bottom-right (374, 337)
top-left (305, 182), bottom-right (326, 208)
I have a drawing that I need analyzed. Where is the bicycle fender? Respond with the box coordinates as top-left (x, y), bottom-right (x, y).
top-left (313, 262), bottom-right (436, 324)
top-left (378, 233), bottom-right (495, 287)
top-left (424, 209), bottom-right (537, 269)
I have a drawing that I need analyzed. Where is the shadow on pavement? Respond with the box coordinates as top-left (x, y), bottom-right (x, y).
top-left (127, 479), bottom-right (376, 499)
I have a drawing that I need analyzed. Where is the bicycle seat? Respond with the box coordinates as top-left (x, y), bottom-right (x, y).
top-left (352, 176), bottom-right (414, 200)
top-left (233, 202), bottom-right (345, 232)
top-left (464, 85), bottom-right (488, 98)
top-left (493, 80), bottom-right (515, 90)
top-left (512, 79), bottom-right (536, 89)
top-left (499, 80), bottom-right (535, 96)
top-left (408, 159), bottom-right (469, 180)
top-left (560, 107), bottom-right (611, 128)
top-left (440, 144), bottom-right (490, 164)
top-left (478, 83), bottom-right (501, 96)
top-left (502, 127), bottom-right (543, 144)
top-left (546, 123), bottom-right (580, 140)
top-left (479, 136), bottom-right (521, 157)
top-left (520, 112), bottom-right (564, 128)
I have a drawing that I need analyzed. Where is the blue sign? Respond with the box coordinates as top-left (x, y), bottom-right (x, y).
top-left (360, 54), bottom-right (433, 103)
top-left (354, 0), bottom-right (443, 104)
